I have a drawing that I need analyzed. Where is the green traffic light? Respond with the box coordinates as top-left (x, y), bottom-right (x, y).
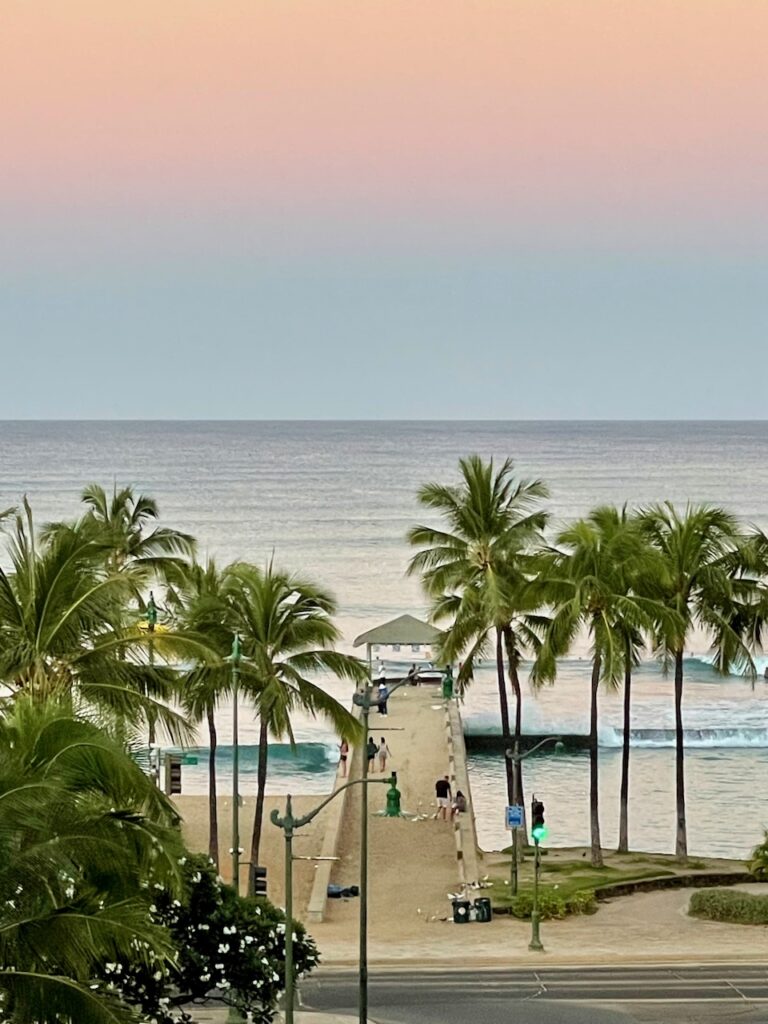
top-left (531, 825), bottom-right (547, 842)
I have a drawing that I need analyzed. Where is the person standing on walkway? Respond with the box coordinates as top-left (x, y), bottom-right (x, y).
top-left (377, 679), bottom-right (389, 715)
top-left (339, 738), bottom-right (349, 777)
top-left (377, 664), bottom-right (387, 714)
top-left (378, 736), bottom-right (392, 774)
top-left (435, 775), bottom-right (452, 820)
top-left (367, 736), bottom-right (379, 772)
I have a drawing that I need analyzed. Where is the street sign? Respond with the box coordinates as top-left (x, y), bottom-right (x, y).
top-left (180, 755), bottom-right (198, 765)
top-left (505, 804), bottom-right (524, 830)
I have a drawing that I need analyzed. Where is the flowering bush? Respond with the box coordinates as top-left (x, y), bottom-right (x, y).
top-left (98, 854), bottom-right (319, 1023)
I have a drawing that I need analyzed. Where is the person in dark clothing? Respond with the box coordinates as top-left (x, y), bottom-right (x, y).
top-left (435, 775), bottom-right (452, 821)
top-left (367, 736), bottom-right (378, 772)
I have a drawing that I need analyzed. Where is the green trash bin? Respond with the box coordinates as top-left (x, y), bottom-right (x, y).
top-left (474, 897), bottom-right (492, 922)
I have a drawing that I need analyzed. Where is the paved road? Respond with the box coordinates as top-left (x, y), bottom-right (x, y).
top-left (301, 964), bottom-right (768, 1023)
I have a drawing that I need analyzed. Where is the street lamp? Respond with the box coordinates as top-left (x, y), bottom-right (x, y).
top-left (271, 774), bottom-right (401, 1024)
top-left (229, 633), bottom-right (242, 895)
top-left (146, 592), bottom-right (158, 746)
top-left (504, 736), bottom-right (562, 895)
top-left (351, 671), bottom-right (413, 1024)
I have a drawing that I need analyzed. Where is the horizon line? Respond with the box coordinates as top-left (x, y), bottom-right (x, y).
top-left (1, 417), bottom-right (768, 425)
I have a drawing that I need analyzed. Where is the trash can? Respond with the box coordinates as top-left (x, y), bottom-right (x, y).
top-left (474, 897), bottom-right (492, 923)
top-left (452, 899), bottom-right (471, 924)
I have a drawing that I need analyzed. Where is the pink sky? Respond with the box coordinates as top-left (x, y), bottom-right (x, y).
top-left (2, 0), bottom-right (767, 233)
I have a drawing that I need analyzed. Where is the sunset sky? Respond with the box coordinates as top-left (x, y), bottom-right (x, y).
top-left (2, 2), bottom-right (767, 418)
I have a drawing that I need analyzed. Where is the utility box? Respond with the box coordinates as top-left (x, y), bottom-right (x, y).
top-left (165, 755), bottom-right (182, 795)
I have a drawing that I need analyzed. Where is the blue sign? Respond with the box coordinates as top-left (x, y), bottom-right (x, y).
top-left (505, 804), bottom-right (524, 829)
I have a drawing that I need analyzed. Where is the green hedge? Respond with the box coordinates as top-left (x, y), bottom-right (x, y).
top-left (689, 888), bottom-right (768, 925)
top-left (507, 888), bottom-right (597, 920)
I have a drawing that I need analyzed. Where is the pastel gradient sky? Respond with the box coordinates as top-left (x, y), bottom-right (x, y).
top-left (2, 1), bottom-right (767, 418)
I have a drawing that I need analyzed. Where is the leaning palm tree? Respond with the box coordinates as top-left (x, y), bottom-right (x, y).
top-left (407, 455), bottom-right (549, 809)
top-left (533, 507), bottom-right (669, 867)
top-left (638, 503), bottom-right (763, 861)
top-left (0, 697), bottom-right (182, 1023)
top-left (219, 562), bottom-right (366, 895)
top-left (0, 502), bottom-right (195, 740)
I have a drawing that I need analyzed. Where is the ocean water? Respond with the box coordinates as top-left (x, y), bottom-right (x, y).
top-left (1, 420), bottom-right (767, 857)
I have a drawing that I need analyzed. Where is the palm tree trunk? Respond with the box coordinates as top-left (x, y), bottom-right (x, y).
top-left (590, 650), bottom-right (603, 867)
top-left (248, 717), bottom-right (269, 895)
top-left (617, 648), bottom-right (632, 854)
top-left (502, 626), bottom-right (526, 827)
top-left (674, 648), bottom-right (687, 862)
top-left (207, 705), bottom-right (219, 867)
top-left (495, 627), bottom-right (515, 805)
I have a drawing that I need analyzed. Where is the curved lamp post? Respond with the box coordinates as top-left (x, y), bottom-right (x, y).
top-left (271, 773), bottom-right (401, 1024)
top-left (228, 633), bottom-right (242, 894)
top-left (351, 672), bottom-right (415, 1024)
top-left (146, 592), bottom-right (158, 746)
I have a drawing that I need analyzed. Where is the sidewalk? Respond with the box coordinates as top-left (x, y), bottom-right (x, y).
top-left (189, 1011), bottom-right (380, 1023)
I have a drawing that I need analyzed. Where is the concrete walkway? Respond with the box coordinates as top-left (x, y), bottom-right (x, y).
top-left (316, 686), bottom-right (461, 941)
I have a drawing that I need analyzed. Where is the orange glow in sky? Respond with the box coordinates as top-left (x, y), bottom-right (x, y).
top-left (2, 0), bottom-right (767, 227)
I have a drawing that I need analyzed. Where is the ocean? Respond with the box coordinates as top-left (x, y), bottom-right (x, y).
top-left (1, 420), bottom-right (767, 858)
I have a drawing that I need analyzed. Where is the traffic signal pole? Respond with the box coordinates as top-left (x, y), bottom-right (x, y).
top-left (529, 834), bottom-right (543, 952)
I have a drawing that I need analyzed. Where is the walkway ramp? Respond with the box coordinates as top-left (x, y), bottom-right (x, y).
top-left (314, 686), bottom-right (467, 935)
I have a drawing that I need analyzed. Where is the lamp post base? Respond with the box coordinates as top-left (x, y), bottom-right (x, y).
top-left (529, 910), bottom-right (544, 952)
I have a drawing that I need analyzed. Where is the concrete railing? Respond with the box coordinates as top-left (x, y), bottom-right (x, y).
top-left (445, 700), bottom-right (481, 888)
top-left (305, 706), bottom-right (362, 924)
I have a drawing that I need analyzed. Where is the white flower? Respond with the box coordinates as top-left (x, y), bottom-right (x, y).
top-left (218, 943), bottom-right (229, 954)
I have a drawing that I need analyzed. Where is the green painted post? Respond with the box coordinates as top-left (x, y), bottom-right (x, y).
top-left (231, 633), bottom-right (241, 895)
top-left (359, 683), bottom-right (370, 1024)
top-left (147, 592), bottom-right (158, 747)
top-left (529, 836), bottom-right (543, 951)
top-left (283, 796), bottom-right (295, 1024)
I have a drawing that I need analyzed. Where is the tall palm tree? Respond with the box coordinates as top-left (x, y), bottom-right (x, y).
top-left (166, 558), bottom-right (232, 867)
top-left (0, 697), bottom-right (182, 1023)
top-left (533, 507), bottom-right (668, 867)
top-left (407, 455), bottom-right (549, 809)
top-left (219, 562), bottom-right (366, 895)
top-left (0, 502), bottom-right (194, 740)
top-left (638, 503), bottom-right (763, 861)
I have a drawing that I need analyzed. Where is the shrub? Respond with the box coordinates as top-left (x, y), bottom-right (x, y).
top-left (97, 853), bottom-right (319, 1023)
top-left (749, 831), bottom-right (768, 881)
top-left (507, 887), bottom-right (597, 920)
top-left (689, 888), bottom-right (768, 926)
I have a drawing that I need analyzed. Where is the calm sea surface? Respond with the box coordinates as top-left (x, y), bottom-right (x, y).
top-left (1, 420), bottom-right (767, 857)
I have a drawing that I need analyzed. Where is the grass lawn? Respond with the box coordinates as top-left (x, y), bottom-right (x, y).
top-left (480, 847), bottom-right (746, 912)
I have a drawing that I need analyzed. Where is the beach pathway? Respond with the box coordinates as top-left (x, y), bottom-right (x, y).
top-left (314, 685), bottom-right (462, 946)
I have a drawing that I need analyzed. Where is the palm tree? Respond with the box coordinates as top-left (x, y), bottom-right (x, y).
top-left (219, 562), bottom-right (366, 895)
top-left (638, 503), bottom-right (763, 861)
top-left (166, 558), bottom-right (232, 867)
top-left (77, 482), bottom-right (196, 576)
top-left (0, 502), bottom-right (194, 740)
top-left (407, 455), bottom-right (549, 810)
top-left (0, 697), bottom-right (183, 1023)
top-left (533, 507), bottom-right (668, 867)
